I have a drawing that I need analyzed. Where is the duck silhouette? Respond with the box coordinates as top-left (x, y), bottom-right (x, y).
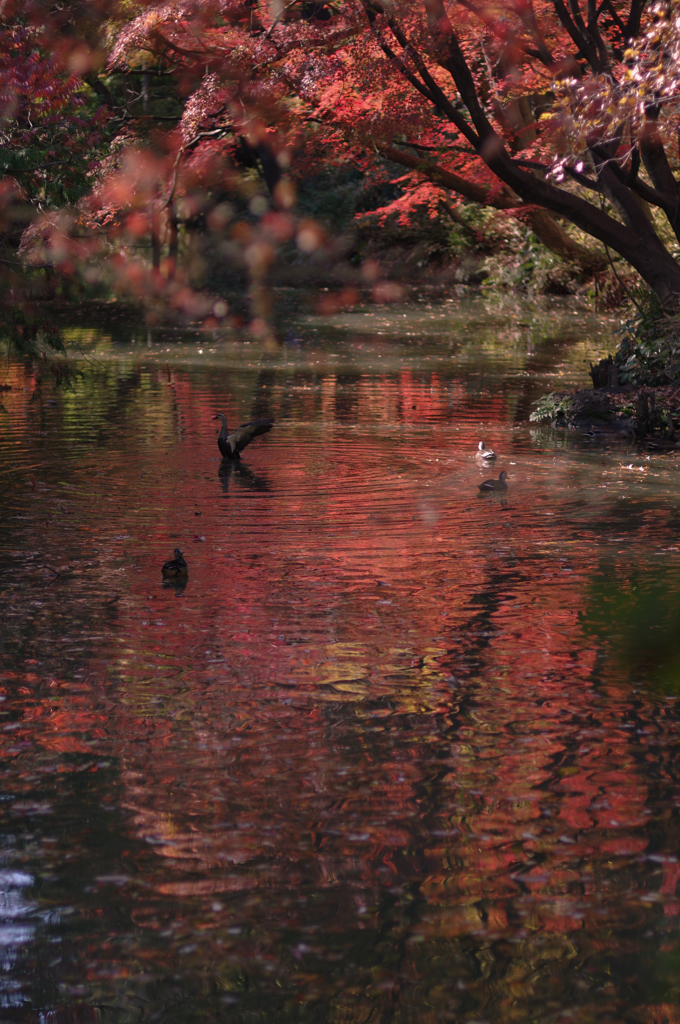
top-left (213, 411), bottom-right (274, 460)
top-left (478, 471), bottom-right (508, 492)
top-left (161, 548), bottom-right (188, 578)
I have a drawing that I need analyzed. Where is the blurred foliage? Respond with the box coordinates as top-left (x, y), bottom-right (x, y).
top-left (1, 0), bottom-right (677, 384)
top-left (0, 24), bottom-right (112, 226)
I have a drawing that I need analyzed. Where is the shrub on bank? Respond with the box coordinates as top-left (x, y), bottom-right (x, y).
top-left (616, 295), bottom-right (680, 386)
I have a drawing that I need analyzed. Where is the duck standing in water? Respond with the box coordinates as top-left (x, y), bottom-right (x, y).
top-left (478, 471), bottom-right (508, 492)
top-left (475, 441), bottom-right (497, 464)
top-left (213, 411), bottom-right (274, 460)
top-left (161, 548), bottom-right (188, 578)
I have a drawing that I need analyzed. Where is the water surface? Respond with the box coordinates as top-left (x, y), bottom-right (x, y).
top-left (1, 296), bottom-right (680, 1023)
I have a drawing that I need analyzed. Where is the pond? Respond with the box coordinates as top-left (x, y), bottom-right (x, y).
top-left (1, 294), bottom-right (680, 1023)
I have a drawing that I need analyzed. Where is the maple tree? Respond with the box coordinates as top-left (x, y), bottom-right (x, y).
top-left (81, 0), bottom-right (680, 305)
top-left (6, 0), bottom-right (680, 337)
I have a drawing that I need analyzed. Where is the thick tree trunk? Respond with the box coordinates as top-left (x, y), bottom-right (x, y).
top-left (526, 211), bottom-right (606, 272)
top-left (412, 0), bottom-right (680, 308)
top-left (494, 152), bottom-right (680, 306)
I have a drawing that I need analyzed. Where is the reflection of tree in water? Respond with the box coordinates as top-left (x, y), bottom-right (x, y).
top-left (349, 554), bottom-right (678, 1022)
top-left (91, 618), bottom-right (676, 1022)
top-left (4, 350), bottom-right (680, 1020)
top-left (1, 648), bottom-right (678, 1021)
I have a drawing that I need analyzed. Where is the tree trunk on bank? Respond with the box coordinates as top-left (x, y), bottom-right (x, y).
top-left (412, 0), bottom-right (680, 308)
top-left (492, 152), bottom-right (680, 306)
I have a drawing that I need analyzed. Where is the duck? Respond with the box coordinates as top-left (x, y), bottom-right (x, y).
top-left (478, 471), bottom-right (508, 492)
top-left (475, 441), bottom-right (497, 463)
top-left (213, 411), bottom-right (274, 460)
top-left (161, 548), bottom-right (188, 578)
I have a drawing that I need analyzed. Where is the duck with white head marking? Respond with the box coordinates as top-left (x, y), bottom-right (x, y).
top-left (475, 441), bottom-right (497, 463)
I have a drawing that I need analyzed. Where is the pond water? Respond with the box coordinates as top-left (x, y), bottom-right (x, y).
top-left (2, 295), bottom-right (680, 1024)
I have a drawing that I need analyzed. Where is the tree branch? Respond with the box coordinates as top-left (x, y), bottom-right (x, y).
top-left (165, 126), bottom-right (225, 207)
top-left (602, 0), bottom-right (626, 40)
top-left (552, 0), bottom-right (606, 71)
top-left (587, 0), bottom-right (611, 69)
top-left (626, 0), bottom-right (646, 40)
top-left (361, 0), bottom-right (480, 147)
top-left (377, 142), bottom-right (512, 206)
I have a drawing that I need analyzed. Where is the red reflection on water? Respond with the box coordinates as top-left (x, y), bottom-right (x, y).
top-left (2, 356), bottom-right (680, 1020)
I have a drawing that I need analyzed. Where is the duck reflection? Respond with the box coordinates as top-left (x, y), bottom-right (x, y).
top-left (162, 576), bottom-right (188, 593)
top-left (218, 461), bottom-right (270, 493)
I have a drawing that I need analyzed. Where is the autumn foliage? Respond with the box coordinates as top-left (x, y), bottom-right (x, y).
top-left (4, 0), bottom-right (680, 335)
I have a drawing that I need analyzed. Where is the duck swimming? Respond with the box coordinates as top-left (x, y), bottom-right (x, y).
top-left (476, 441), bottom-right (497, 463)
top-left (213, 411), bottom-right (274, 460)
top-left (478, 471), bottom-right (508, 492)
top-left (161, 548), bottom-right (188, 578)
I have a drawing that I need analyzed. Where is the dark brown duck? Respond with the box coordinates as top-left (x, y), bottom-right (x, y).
top-left (478, 471), bottom-right (508, 492)
top-left (161, 548), bottom-right (188, 578)
top-left (213, 411), bottom-right (274, 460)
